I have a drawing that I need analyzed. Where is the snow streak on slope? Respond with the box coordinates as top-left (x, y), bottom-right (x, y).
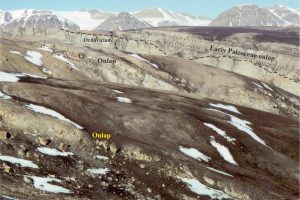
top-left (179, 146), bottom-right (211, 162)
top-left (178, 177), bottom-right (231, 199)
top-left (204, 123), bottom-right (236, 143)
top-left (0, 155), bottom-right (39, 168)
top-left (210, 136), bottom-right (238, 165)
top-left (25, 104), bottom-right (83, 129)
top-left (25, 176), bottom-right (72, 193)
top-left (37, 147), bottom-right (74, 157)
top-left (209, 103), bottom-right (241, 114)
top-left (24, 51), bottom-right (43, 66)
top-left (206, 167), bottom-right (234, 177)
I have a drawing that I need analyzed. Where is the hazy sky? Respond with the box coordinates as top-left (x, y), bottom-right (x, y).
top-left (0, 0), bottom-right (299, 18)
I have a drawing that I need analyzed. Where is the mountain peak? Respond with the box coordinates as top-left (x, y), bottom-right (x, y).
top-left (210, 4), bottom-right (285, 27)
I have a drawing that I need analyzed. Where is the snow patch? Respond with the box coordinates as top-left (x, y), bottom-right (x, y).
top-left (131, 54), bottom-right (159, 69)
top-left (9, 50), bottom-right (23, 56)
top-left (179, 177), bottom-right (231, 199)
top-left (0, 155), bottom-right (38, 168)
top-left (25, 104), bottom-right (83, 129)
top-left (42, 67), bottom-right (52, 75)
top-left (210, 136), bottom-right (238, 165)
top-left (38, 46), bottom-right (53, 53)
top-left (206, 167), bottom-right (233, 177)
top-left (112, 89), bottom-right (124, 94)
top-left (54, 54), bottom-right (79, 70)
top-left (1, 195), bottom-right (17, 200)
top-left (0, 71), bottom-right (23, 82)
top-left (22, 73), bottom-right (46, 79)
top-left (252, 82), bottom-right (263, 89)
top-left (0, 91), bottom-right (12, 100)
top-left (116, 97), bottom-right (132, 103)
top-left (86, 168), bottom-right (110, 175)
top-left (37, 147), bottom-right (74, 157)
top-left (96, 155), bottom-right (109, 160)
top-left (25, 175), bottom-right (72, 193)
top-left (24, 51), bottom-right (43, 66)
top-left (179, 146), bottom-right (211, 162)
top-left (204, 123), bottom-right (236, 143)
top-left (261, 82), bottom-right (273, 91)
top-left (209, 103), bottom-right (241, 114)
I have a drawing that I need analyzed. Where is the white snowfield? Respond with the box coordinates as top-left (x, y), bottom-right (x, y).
top-left (179, 146), bottom-right (211, 162)
top-left (133, 8), bottom-right (211, 27)
top-left (178, 177), bottom-right (231, 199)
top-left (24, 51), bottom-right (43, 66)
top-left (25, 104), bottom-right (83, 129)
top-left (86, 168), bottom-right (110, 175)
top-left (206, 167), bottom-right (234, 177)
top-left (0, 155), bottom-right (38, 168)
top-left (131, 54), bottom-right (159, 69)
top-left (116, 96), bottom-right (132, 103)
top-left (54, 54), bottom-right (79, 70)
top-left (209, 103), bottom-right (241, 114)
top-left (25, 175), bottom-right (72, 193)
top-left (210, 136), bottom-right (238, 165)
top-left (53, 10), bottom-right (107, 30)
top-left (204, 123), bottom-right (236, 143)
top-left (37, 147), bottom-right (74, 157)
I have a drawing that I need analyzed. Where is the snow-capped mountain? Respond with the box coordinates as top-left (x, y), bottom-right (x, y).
top-left (52, 9), bottom-right (114, 30)
top-left (94, 12), bottom-right (152, 31)
top-left (210, 4), bottom-right (286, 27)
top-left (133, 8), bottom-right (211, 26)
top-left (1, 9), bottom-right (79, 30)
top-left (0, 5), bottom-right (298, 31)
top-left (268, 5), bottom-right (300, 26)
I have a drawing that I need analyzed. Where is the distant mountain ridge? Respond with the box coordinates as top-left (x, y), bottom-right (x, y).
top-left (133, 8), bottom-right (211, 27)
top-left (0, 4), bottom-right (299, 31)
top-left (0, 8), bottom-right (212, 31)
top-left (268, 4), bottom-right (300, 25)
top-left (94, 12), bottom-right (152, 31)
top-left (210, 4), bottom-right (299, 27)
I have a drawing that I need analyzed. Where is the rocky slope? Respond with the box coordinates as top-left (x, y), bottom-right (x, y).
top-left (0, 24), bottom-right (299, 199)
top-left (0, 75), bottom-right (298, 200)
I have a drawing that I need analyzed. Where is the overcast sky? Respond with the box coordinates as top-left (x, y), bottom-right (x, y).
top-left (0, 0), bottom-right (299, 18)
